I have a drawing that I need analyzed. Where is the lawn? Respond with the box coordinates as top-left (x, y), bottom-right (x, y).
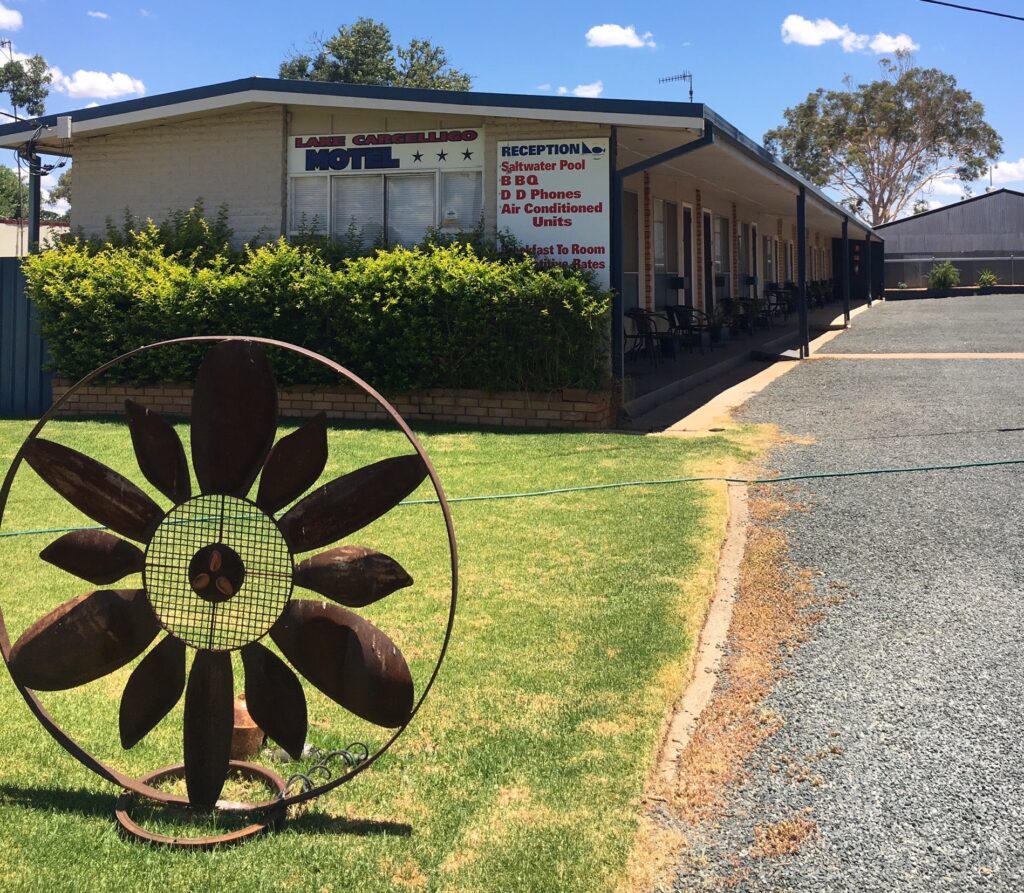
top-left (0, 417), bottom-right (756, 893)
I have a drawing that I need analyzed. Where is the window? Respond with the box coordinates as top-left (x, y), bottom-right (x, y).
top-left (289, 170), bottom-right (483, 248)
top-left (290, 177), bottom-right (330, 234)
top-left (441, 171), bottom-right (483, 231)
top-left (332, 175), bottom-right (384, 245)
top-left (713, 216), bottom-right (730, 275)
top-left (654, 200), bottom-right (666, 271)
top-left (653, 199), bottom-right (678, 273)
top-left (387, 174), bottom-right (435, 245)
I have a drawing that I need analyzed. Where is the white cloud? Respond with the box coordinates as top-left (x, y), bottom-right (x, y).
top-left (52, 68), bottom-right (145, 99)
top-left (781, 14), bottom-right (918, 55)
top-left (572, 80), bottom-right (604, 98)
top-left (0, 3), bottom-right (22, 31)
top-left (557, 86), bottom-right (568, 95)
top-left (585, 24), bottom-right (655, 49)
top-left (841, 31), bottom-right (868, 52)
top-left (85, 101), bottom-right (99, 108)
top-left (990, 157), bottom-right (1024, 184)
top-left (782, 15), bottom-right (849, 46)
top-left (87, 10), bottom-right (110, 19)
top-left (536, 83), bottom-right (551, 91)
top-left (928, 178), bottom-right (966, 197)
top-left (869, 32), bottom-right (919, 53)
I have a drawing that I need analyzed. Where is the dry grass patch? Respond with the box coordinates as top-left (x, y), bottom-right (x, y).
top-left (672, 495), bottom-right (816, 824)
top-left (751, 812), bottom-right (818, 858)
top-left (627, 480), bottom-right (830, 892)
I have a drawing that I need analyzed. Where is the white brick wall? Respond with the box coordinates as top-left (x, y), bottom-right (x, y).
top-left (72, 106), bottom-right (287, 245)
top-left (70, 106), bottom-right (611, 246)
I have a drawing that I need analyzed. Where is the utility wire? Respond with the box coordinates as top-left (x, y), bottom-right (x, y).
top-left (2, 456), bottom-right (1024, 539)
top-left (918, 0), bottom-right (1024, 22)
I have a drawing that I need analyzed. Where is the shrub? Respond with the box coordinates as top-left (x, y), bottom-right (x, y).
top-left (977, 269), bottom-right (999, 287)
top-left (23, 239), bottom-right (611, 393)
top-left (61, 200), bottom-right (240, 268)
top-left (896, 281), bottom-right (908, 290)
top-left (927, 260), bottom-right (960, 289)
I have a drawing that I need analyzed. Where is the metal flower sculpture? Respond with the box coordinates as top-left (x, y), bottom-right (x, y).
top-left (8, 341), bottom-right (430, 809)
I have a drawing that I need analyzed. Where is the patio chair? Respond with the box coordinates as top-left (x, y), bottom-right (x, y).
top-left (721, 297), bottom-right (754, 338)
top-left (659, 303), bottom-right (708, 352)
top-left (664, 304), bottom-right (705, 355)
top-left (625, 308), bottom-right (676, 367)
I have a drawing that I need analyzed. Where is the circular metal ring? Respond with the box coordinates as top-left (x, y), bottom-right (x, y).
top-left (0, 335), bottom-right (459, 812)
top-left (114, 761), bottom-right (286, 848)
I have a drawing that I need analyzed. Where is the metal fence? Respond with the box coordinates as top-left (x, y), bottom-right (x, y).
top-left (0, 257), bottom-right (51, 418)
top-left (885, 254), bottom-right (1020, 289)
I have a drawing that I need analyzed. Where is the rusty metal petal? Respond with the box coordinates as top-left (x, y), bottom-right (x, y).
top-left (8, 589), bottom-right (160, 691)
top-left (270, 599), bottom-right (413, 728)
top-left (125, 399), bottom-right (191, 503)
top-left (241, 642), bottom-right (307, 760)
top-left (277, 455), bottom-right (427, 553)
top-left (23, 439), bottom-right (164, 542)
top-left (40, 530), bottom-right (145, 585)
top-left (191, 341), bottom-right (278, 498)
top-left (184, 650), bottom-right (233, 808)
top-left (119, 636), bottom-right (186, 749)
top-left (294, 545), bottom-right (413, 608)
top-left (256, 412), bottom-right (328, 514)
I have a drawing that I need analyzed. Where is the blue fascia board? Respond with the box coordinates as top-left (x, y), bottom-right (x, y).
top-left (0, 76), bottom-right (705, 138)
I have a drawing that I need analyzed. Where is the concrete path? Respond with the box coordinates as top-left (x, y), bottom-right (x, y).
top-left (673, 295), bottom-right (1024, 892)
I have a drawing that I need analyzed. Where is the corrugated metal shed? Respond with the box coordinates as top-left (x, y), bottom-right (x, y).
top-left (876, 189), bottom-right (1024, 255)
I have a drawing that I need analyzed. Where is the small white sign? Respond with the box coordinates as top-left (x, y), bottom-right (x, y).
top-left (496, 137), bottom-right (610, 288)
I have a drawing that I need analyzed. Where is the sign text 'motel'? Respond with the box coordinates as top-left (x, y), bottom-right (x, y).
top-left (288, 130), bottom-right (483, 176)
top-left (305, 147), bottom-right (400, 171)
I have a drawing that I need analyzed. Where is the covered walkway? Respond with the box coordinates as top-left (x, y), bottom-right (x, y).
top-left (622, 299), bottom-right (870, 417)
top-left (609, 111), bottom-right (883, 414)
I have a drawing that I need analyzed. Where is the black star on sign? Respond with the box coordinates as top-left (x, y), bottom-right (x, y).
top-left (412, 151), bottom-right (423, 162)
top-left (462, 149), bottom-right (473, 160)
top-left (436, 150), bottom-right (448, 161)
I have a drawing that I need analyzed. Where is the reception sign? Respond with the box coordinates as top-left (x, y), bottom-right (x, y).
top-left (496, 137), bottom-right (610, 287)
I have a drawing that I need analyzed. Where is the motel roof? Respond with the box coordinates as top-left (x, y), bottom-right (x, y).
top-left (0, 76), bottom-right (878, 237)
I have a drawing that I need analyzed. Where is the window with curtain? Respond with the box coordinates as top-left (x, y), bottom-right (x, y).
top-left (331, 174), bottom-right (385, 247)
top-left (440, 171), bottom-right (483, 230)
top-left (290, 170), bottom-right (482, 247)
top-left (386, 174), bottom-right (435, 246)
top-left (290, 177), bottom-right (330, 235)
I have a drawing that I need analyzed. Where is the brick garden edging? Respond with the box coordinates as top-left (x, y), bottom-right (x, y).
top-left (51, 380), bottom-right (617, 431)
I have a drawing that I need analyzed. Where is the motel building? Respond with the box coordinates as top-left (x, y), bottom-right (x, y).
top-left (0, 78), bottom-right (882, 420)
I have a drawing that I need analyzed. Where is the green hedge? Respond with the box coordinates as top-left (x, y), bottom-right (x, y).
top-left (23, 234), bottom-right (611, 393)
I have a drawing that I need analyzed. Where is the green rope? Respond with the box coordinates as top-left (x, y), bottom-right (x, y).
top-left (2, 456), bottom-right (1022, 539)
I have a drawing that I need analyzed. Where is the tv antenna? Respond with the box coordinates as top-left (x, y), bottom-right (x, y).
top-left (659, 71), bottom-right (694, 102)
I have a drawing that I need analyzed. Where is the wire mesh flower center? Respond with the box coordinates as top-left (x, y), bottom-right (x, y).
top-left (143, 495), bottom-right (293, 651)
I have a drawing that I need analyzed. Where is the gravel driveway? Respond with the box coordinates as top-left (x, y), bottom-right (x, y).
top-left (673, 295), bottom-right (1024, 892)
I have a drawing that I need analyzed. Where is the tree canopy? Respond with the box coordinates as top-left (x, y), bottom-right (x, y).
top-left (279, 18), bottom-right (471, 91)
top-left (763, 54), bottom-right (1002, 225)
top-left (48, 168), bottom-right (71, 207)
top-left (0, 54), bottom-right (50, 118)
top-left (0, 164), bottom-right (23, 217)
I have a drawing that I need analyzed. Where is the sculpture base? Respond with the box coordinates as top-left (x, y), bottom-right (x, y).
top-left (115, 761), bottom-right (287, 848)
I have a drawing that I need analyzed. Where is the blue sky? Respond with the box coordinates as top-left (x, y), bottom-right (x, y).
top-left (4, 0), bottom-right (1023, 214)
